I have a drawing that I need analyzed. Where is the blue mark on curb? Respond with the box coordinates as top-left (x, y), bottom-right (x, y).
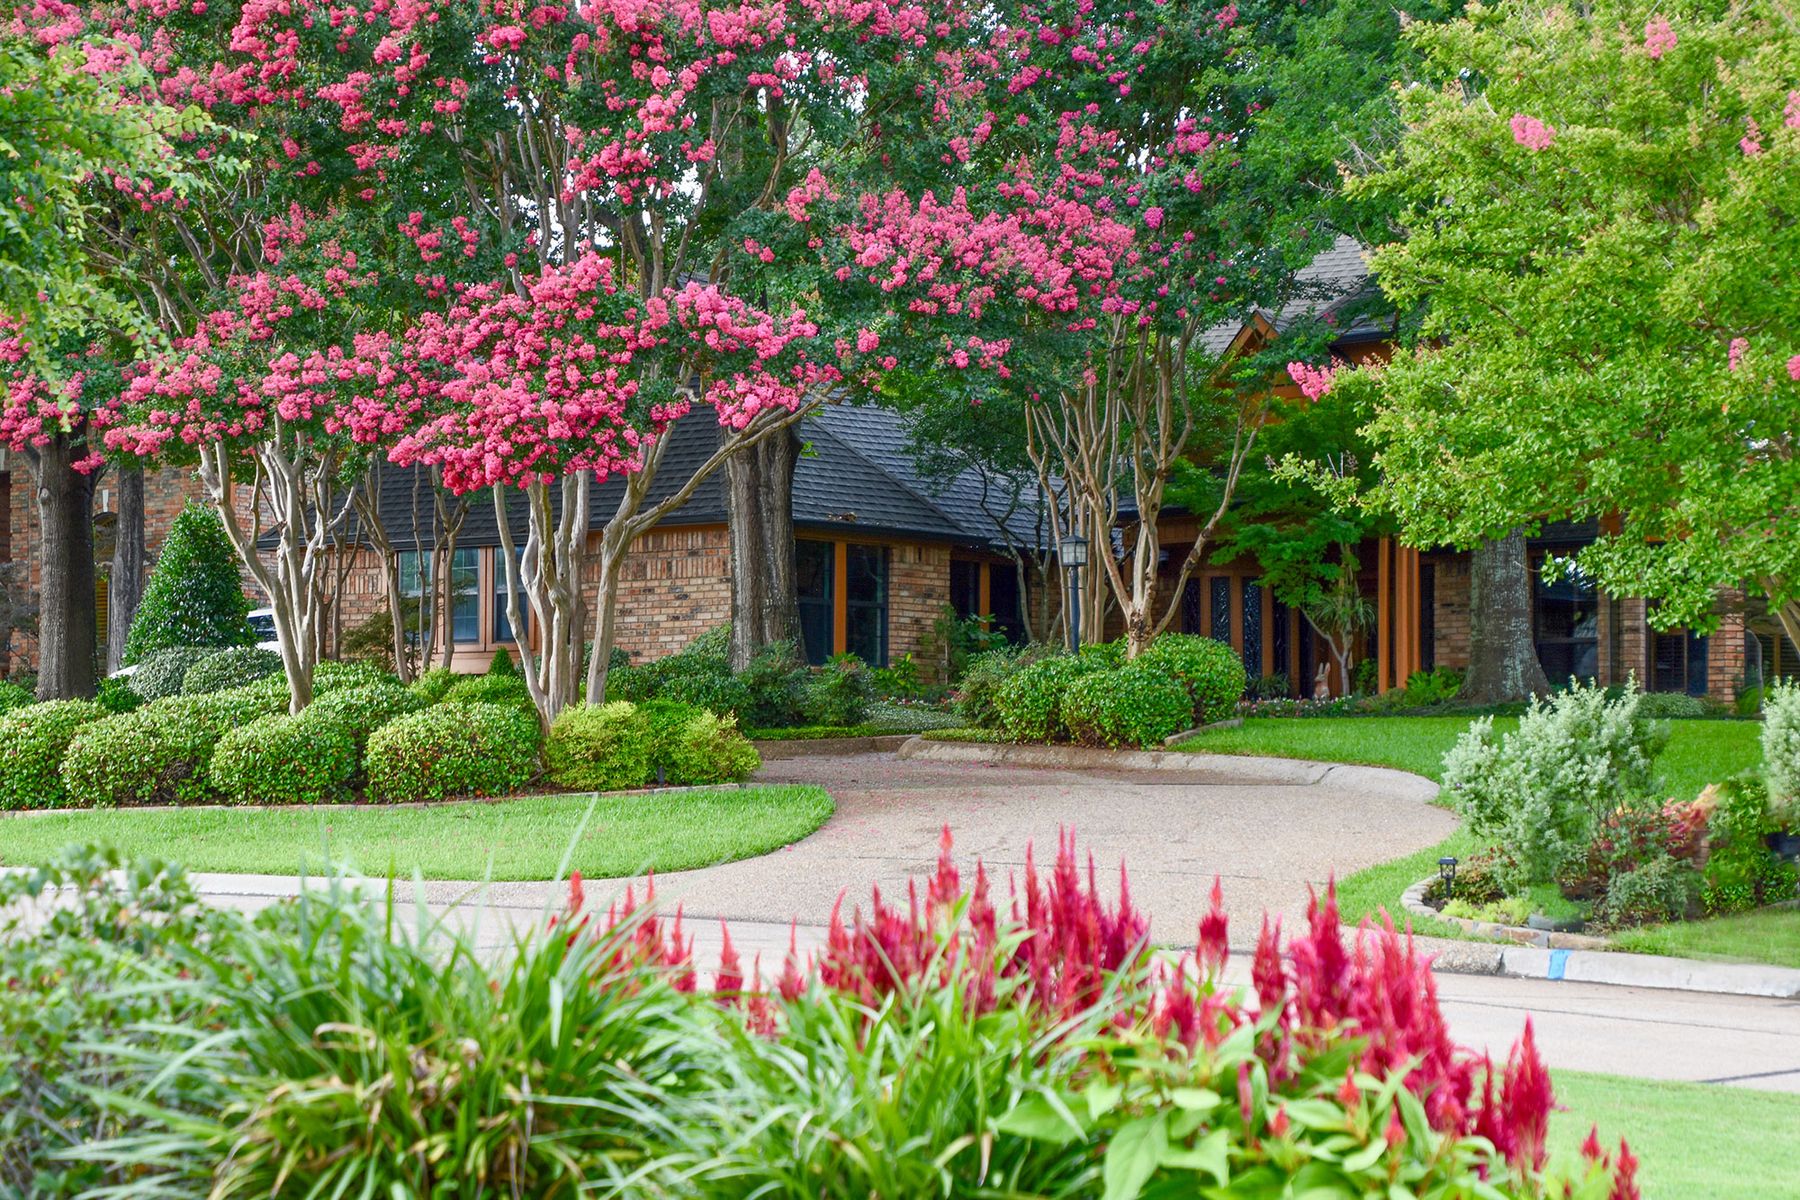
top-left (1547, 949), bottom-right (1569, 981)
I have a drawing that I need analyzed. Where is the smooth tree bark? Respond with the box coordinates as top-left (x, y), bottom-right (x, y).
top-left (1461, 530), bottom-right (1552, 704)
top-left (33, 434), bottom-right (98, 700)
top-left (725, 422), bottom-right (802, 670)
top-left (105, 466), bottom-right (146, 673)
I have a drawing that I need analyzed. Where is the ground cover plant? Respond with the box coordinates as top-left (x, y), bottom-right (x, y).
top-left (0, 786), bottom-right (834, 880)
top-left (0, 836), bottom-right (1639, 1199)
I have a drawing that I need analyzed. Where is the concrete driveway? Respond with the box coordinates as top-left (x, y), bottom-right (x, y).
top-left (481, 748), bottom-right (1457, 946)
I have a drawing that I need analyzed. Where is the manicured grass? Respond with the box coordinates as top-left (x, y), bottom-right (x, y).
top-left (0, 785), bottom-right (834, 881)
top-left (1551, 1071), bottom-right (1800, 1200)
top-left (1174, 715), bottom-right (1762, 795)
top-left (1611, 906), bottom-right (1800, 969)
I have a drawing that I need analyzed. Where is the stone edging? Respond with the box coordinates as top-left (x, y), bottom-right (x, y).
top-left (753, 734), bottom-right (912, 759)
top-left (897, 736), bottom-right (1441, 801)
top-left (1399, 876), bottom-right (1609, 951)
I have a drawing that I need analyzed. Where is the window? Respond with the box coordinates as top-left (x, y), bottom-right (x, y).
top-left (950, 560), bottom-right (982, 620)
top-left (492, 548), bottom-right (527, 643)
top-left (989, 564), bottom-right (1024, 644)
top-left (1652, 630), bottom-right (1708, 696)
top-left (1419, 564), bottom-right (1436, 672)
top-left (396, 548), bottom-right (479, 645)
top-left (1241, 579), bottom-right (1263, 676)
top-left (1209, 577), bottom-right (1231, 644)
top-left (1533, 555), bottom-right (1598, 685)
top-left (796, 540), bottom-right (834, 665)
top-left (846, 544), bottom-right (889, 666)
top-left (1271, 599), bottom-right (1290, 691)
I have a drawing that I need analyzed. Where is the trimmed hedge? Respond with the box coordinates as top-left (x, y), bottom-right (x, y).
top-left (364, 702), bottom-right (541, 803)
top-left (210, 711), bottom-right (358, 805)
top-left (61, 688), bottom-right (286, 807)
top-left (1137, 633), bottom-right (1248, 725)
top-left (993, 655), bottom-right (1106, 742)
top-left (1061, 665), bottom-right (1193, 749)
top-left (0, 700), bottom-right (108, 809)
top-left (130, 646), bottom-right (222, 702)
top-left (312, 660), bottom-right (398, 696)
top-left (546, 702), bottom-right (652, 791)
top-left (182, 646), bottom-right (284, 695)
top-left (664, 709), bottom-right (761, 785)
top-left (304, 683), bottom-right (426, 759)
top-left (442, 672), bottom-right (538, 724)
top-left (0, 681), bottom-right (34, 716)
top-left (409, 666), bottom-right (459, 705)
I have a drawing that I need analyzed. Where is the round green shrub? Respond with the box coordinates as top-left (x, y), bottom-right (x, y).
top-left (0, 700), bottom-right (107, 809)
top-left (1634, 691), bottom-right (1711, 719)
top-left (993, 655), bottom-right (1106, 742)
top-left (737, 640), bottom-right (807, 728)
top-left (121, 502), bottom-right (254, 666)
top-left (1061, 665), bottom-right (1194, 749)
top-left (486, 648), bottom-right (519, 677)
top-left (95, 677), bottom-right (144, 714)
top-left (639, 698), bottom-right (704, 779)
top-left (0, 680), bottom-right (34, 715)
top-left (300, 683), bottom-right (426, 758)
top-left (657, 667), bottom-right (753, 718)
top-left (62, 689), bottom-right (285, 807)
top-left (409, 666), bottom-right (458, 704)
top-left (364, 702), bottom-right (541, 803)
top-left (954, 647), bottom-right (1020, 729)
top-left (182, 646), bottom-right (284, 695)
top-left (664, 709), bottom-right (761, 785)
top-left (210, 711), bottom-right (358, 805)
top-left (130, 646), bottom-right (224, 701)
top-left (313, 660), bottom-right (399, 696)
top-left (1137, 633), bottom-right (1249, 725)
top-left (442, 672), bottom-right (538, 724)
top-left (800, 654), bottom-right (872, 727)
top-left (545, 701), bottom-right (652, 792)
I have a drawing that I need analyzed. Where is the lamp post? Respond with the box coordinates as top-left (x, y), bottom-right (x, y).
top-left (1058, 533), bottom-right (1089, 652)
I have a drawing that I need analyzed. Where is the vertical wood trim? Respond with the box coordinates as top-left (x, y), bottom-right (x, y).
top-left (1289, 605), bottom-right (1302, 696)
top-left (832, 540), bottom-right (849, 657)
top-left (1377, 538), bottom-right (1393, 693)
top-left (978, 561), bottom-right (991, 627)
top-left (1201, 575), bottom-right (1212, 638)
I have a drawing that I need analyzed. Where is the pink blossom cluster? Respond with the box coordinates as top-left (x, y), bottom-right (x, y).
top-left (1286, 359), bottom-right (1339, 400)
top-left (1642, 15), bottom-right (1676, 60)
top-left (1510, 113), bottom-right (1556, 151)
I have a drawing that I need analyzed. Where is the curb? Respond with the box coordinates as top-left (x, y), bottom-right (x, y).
top-left (753, 734), bottom-right (912, 759)
top-left (898, 736), bottom-right (1441, 801)
top-left (1400, 877), bottom-right (1609, 951)
top-left (1490, 945), bottom-right (1800, 999)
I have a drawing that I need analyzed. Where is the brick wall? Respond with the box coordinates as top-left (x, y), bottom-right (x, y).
top-left (1427, 553), bottom-right (1470, 670)
top-left (611, 526), bottom-right (734, 660)
top-left (887, 541), bottom-right (951, 665)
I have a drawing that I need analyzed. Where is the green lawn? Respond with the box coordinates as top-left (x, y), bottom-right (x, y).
top-left (1552, 1072), bottom-right (1800, 1200)
top-left (1180, 716), bottom-right (1786, 962)
top-left (0, 785), bottom-right (834, 881)
top-left (1174, 715), bottom-right (1762, 793)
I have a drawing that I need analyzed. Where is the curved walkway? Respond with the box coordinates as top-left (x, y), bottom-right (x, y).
top-left (486, 747), bottom-right (1453, 945)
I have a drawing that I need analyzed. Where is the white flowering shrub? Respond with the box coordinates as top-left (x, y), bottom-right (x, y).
top-left (1765, 679), bottom-right (1800, 825)
top-left (1441, 680), bottom-right (1668, 888)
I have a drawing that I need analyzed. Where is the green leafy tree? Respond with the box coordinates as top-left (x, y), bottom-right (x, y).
top-left (1341, 0), bottom-right (1800, 658)
top-left (121, 504), bottom-right (253, 665)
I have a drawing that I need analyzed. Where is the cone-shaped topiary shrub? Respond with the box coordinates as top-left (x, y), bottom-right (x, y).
top-left (121, 504), bottom-right (253, 666)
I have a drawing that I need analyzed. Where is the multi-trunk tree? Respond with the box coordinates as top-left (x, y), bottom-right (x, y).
top-left (1341, 0), bottom-right (1800, 679)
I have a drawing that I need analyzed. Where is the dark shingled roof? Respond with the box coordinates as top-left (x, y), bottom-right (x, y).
top-left (1199, 234), bottom-right (1390, 356)
top-left (319, 402), bottom-right (1048, 554)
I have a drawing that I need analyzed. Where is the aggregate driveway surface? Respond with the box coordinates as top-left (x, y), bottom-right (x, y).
top-left (532, 750), bottom-right (1460, 945)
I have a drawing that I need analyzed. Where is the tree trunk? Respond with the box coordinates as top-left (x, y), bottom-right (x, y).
top-left (106, 467), bottom-right (146, 674)
top-left (1461, 530), bottom-right (1552, 704)
top-left (35, 435), bottom-right (98, 700)
top-left (725, 424), bottom-right (801, 670)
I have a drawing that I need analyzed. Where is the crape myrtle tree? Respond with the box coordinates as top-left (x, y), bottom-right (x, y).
top-left (797, 0), bottom-right (1461, 658)
top-left (1338, 1), bottom-right (1800, 672)
top-left (31, 0), bottom-right (969, 723)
